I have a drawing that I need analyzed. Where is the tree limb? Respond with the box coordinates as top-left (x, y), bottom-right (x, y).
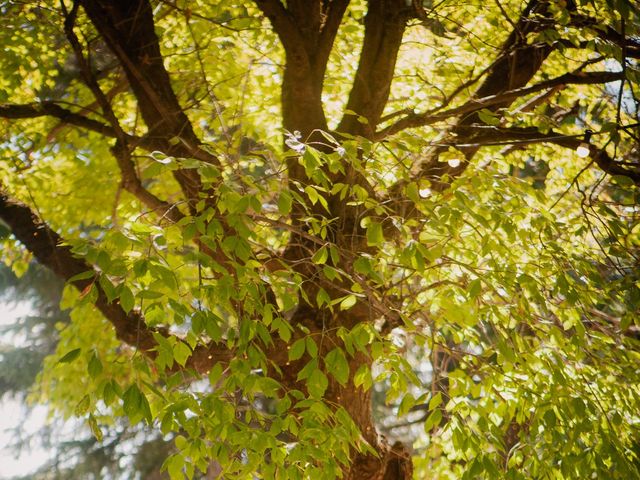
top-left (60, 2), bottom-right (186, 224)
top-left (254, 0), bottom-right (331, 141)
top-left (313, 0), bottom-right (351, 86)
top-left (253, 0), bottom-right (306, 56)
top-left (570, 12), bottom-right (640, 59)
top-left (0, 187), bottom-right (236, 372)
top-left (337, 0), bottom-right (409, 138)
top-left (255, 0), bottom-right (350, 81)
top-left (384, 1), bottom-right (577, 192)
top-left (0, 102), bottom-right (214, 166)
top-left (468, 126), bottom-right (640, 186)
top-left (78, 0), bottom-right (217, 206)
top-left (377, 70), bottom-right (626, 139)
top-left (0, 102), bottom-right (121, 139)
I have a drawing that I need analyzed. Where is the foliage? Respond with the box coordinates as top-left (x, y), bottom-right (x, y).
top-left (0, 0), bottom-right (639, 478)
top-left (0, 261), bottom-right (180, 480)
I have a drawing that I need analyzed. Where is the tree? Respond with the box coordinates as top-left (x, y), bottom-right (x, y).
top-left (0, 0), bottom-right (639, 478)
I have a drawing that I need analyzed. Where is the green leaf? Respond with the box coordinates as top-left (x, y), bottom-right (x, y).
top-left (316, 287), bottom-right (331, 307)
top-left (278, 190), bottom-right (293, 215)
top-left (151, 151), bottom-right (174, 164)
top-left (340, 294), bottom-right (358, 311)
top-left (88, 353), bottom-right (103, 378)
top-left (276, 318), bottom-right (292, 342)
top-left (123, 385), bottom-right (142, 417)
top-left (353, 256), bottom-right (372, 275)
top-left (398, 392), bottom-right (416, 416)
top-left (59, 348), bottom-right (82, 364)
top-left (119, 286), bottom-right (135, 313)
top-left (477, 108), bottom-right (501, 125)
top-left (123, 384), bottom-right (152, 424)
top-left (88, 414), bottom-right (103, 442)
top-left (133, 259), bottom-right (148, 277)
top-left (288, 338), bottom-right (306, 361)
top-left (174, 435), bottom-right (188, 450)
top-left (424, 408), bottom-right (443, 432)
top-left (208, 363), bottom-right (224, 385)
top-left (67, 270), bottom-right (96, 283)
top-left (96, 250), bottom-right (111, 271)
top-left (102, 380), bottom-right (118, 406)
top-left (305, 336), bottom-right (318, 358)
top-left (429, 392), bottom-right (443, 410)
top-left (305, 185), bottom-right (319, 205)
top-left (163, 454), bottom-right (185, 480)
top-left (173, 342), bottom-right (191, 367)
top-left (354, 364), bottom-right (372, 390)
top-left (325, 348), bottom-right (349, 386)
top-left (366, 221), bottom-right (384, 246)
top-left (75, 394), bottom-right (91, 416)
top-left (307, 368), bottom-right (328, 398)
top-left (312, 246), bottom-right (329, 264)
top-left (297, 358), bottom-right (318, 381)
top-left (544, 409), bottom-right (556, 428)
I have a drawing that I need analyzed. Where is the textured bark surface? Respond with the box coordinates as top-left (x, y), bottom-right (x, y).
top-left (255, 3), bottom-right (414, 477)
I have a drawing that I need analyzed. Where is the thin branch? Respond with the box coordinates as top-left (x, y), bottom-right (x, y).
top-left (377, 70), bottom-right (625, 139)
top-left (1, 102), bottom-right (119, 138)
top-left (78, 0), bottom-right (202, 146)
top-left (570, 12), bottom-right (640, 59)
top-left (110, 142), bottom-right (186, 223)
top-left (0, 102), bottom-right (218, 165)
top-left (470, 126), bottom-right (640, 186)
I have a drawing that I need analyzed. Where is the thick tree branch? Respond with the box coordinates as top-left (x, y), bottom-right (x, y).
top-left (0, 189), bottom-right (160, 351)
top-left (77, 0), bottom-right (218, 206)
top-left (253, 0), bottom-right (355, 236)
top-left (60, 3), bottom-right (185, 224)
top-left (0, 187), bottom-right (236, 372)
top-left (375, 33), bottom-right (631, 139)
top-left (313, 0), bottom-right (351, 85)
top-left (570, 13), bottom-right (640, 59)
top-left (1, 103), bottom-right (183, 223)
top-left (255, 0), bottom-right (330, 141)
top-left (78, 0), bottom-right (201, 147)
top-left (63, 1), bottom-right (125, 143)
top-left (254, 0), bottom-right (306, 55)
top-left (22, 1), bottom-right (240, 275)
top-left (418, 0), bottom-right (553, 179)
top-left (59, 0), bottom-right (243, 273)
top-left (337, 0), bottom-right (409, 138)
top-left (381, 0), bottom-right (570, 192)
top-left (111, 142), bottom-right (186, 223)
top-left (287, 0), bottom-right (322, 50)
top-left (255, 0), bottom-right (350, 92)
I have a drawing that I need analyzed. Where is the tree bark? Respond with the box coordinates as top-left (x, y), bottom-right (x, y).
top-left (255, 2), bottom-right (415, 477)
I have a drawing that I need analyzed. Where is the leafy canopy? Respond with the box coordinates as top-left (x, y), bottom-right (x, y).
top-left (0, 0), bottom-right (640, 479)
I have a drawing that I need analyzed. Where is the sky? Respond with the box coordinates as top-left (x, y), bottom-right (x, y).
top-left (0, 302), bottom-right (52, 479)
